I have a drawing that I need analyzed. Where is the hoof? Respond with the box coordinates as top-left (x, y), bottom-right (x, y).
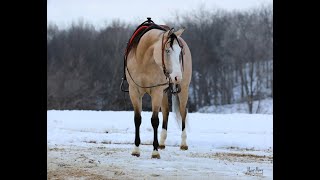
top-left (158, 145), bottom-right (166, 149)
top-left (180, 145), bottom-right (188, 150)
top-left (131, 152), bottom-right (140, 157)
top-left (151, 154), bottom-right (160, 159)
top-left (131, 146), bottom-right (140, 157)
top-left (151, 150), bottom-right (160, 159)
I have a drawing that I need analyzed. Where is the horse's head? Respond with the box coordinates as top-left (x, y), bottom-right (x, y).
top-left (154, 28), bottom-right (185, 84)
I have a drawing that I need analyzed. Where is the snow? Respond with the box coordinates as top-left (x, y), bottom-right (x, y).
top-left (47, 110), bottom-right (273, 179)
top-left (198, 98), bottom-right (273, 114)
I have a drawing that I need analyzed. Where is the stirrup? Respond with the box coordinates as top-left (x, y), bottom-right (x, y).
top-left (120, 78), bottom-right (129, 92)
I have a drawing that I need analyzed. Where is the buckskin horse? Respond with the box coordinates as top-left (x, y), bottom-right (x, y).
top-left (121, 18), bottom-right (192, 159)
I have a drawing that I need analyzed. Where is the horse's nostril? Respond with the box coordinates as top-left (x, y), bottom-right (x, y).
top-left (175, 77), bottom-right (178, 81)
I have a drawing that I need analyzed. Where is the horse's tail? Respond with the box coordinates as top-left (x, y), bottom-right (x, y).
top-left (172, 94), bottom-right (182, 129)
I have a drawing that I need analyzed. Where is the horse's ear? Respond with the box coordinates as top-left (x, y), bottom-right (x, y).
top-left (164, 28), bottom-right (175, 38)
top-left (174, 28), bottom-right (185, 37)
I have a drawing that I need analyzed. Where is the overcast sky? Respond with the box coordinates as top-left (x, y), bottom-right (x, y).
top-left (47, 0), bottom-right (272, 29)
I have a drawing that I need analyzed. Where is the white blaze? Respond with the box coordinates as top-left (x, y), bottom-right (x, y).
top-left (169, 44), bottom-right (182, 83)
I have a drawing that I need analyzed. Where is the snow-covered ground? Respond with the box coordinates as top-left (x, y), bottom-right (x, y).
top-left (198, 98), bottom-right (273, 114)
top-left (47, 110), bottom-right (273, 179)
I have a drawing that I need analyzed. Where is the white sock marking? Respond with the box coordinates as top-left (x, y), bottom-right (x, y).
top-left (159, 129), bottom-right (167, 146)
top-left (132, 145), bottom-right (140, 154)
top-left (181, 129), bottom-right (187, 146)
top-left (152, 150), bottom-right (160, 156)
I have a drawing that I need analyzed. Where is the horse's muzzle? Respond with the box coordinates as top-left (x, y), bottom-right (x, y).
top-left (164, 83), bottom-right (181, 95)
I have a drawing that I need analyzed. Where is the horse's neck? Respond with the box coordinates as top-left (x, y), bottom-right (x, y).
top-left (135, 30), bottom-right (163, 63)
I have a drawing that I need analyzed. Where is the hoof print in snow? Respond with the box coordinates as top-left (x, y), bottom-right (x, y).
top-left (115, 171), bottom-right (125, 175)
top-left (158, 145), bottom-right (165, 149)
top-left (180, 145), bottom-right (188, 150)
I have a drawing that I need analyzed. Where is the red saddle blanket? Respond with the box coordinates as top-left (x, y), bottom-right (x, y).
top-left (128, 25), bottom-right (148, 46)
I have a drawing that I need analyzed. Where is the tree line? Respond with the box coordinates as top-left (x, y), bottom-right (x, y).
top-left (47, 5), bottom-right (273, 113)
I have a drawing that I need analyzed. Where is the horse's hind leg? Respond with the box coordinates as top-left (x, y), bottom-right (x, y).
top-left (129, 89), bottom-right (142, 157)
top-left (150, 88), bottom-right (163, 159)
top-left (159, 92), bottom-right (169, 149)
top-left (178, 88), bottom-right (189, 150)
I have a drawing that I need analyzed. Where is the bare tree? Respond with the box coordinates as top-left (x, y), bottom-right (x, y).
top-left (47, 5), bottom-right (273, 112)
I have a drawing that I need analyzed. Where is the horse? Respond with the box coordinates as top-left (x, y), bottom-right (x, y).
top-left (123, 18), bottom-right (192, 159)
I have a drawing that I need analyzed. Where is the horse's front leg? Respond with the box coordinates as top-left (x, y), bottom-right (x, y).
top-left (159, 92), bottom-right (169, 149)
top-left (150, 89), bottom-right (163, 159)
top-left (179, 88), bottom-right (189, 150)
top-left (129, 88), bottom-right (142, 157)
top-left (179, 107), bottom-right (188, 150)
